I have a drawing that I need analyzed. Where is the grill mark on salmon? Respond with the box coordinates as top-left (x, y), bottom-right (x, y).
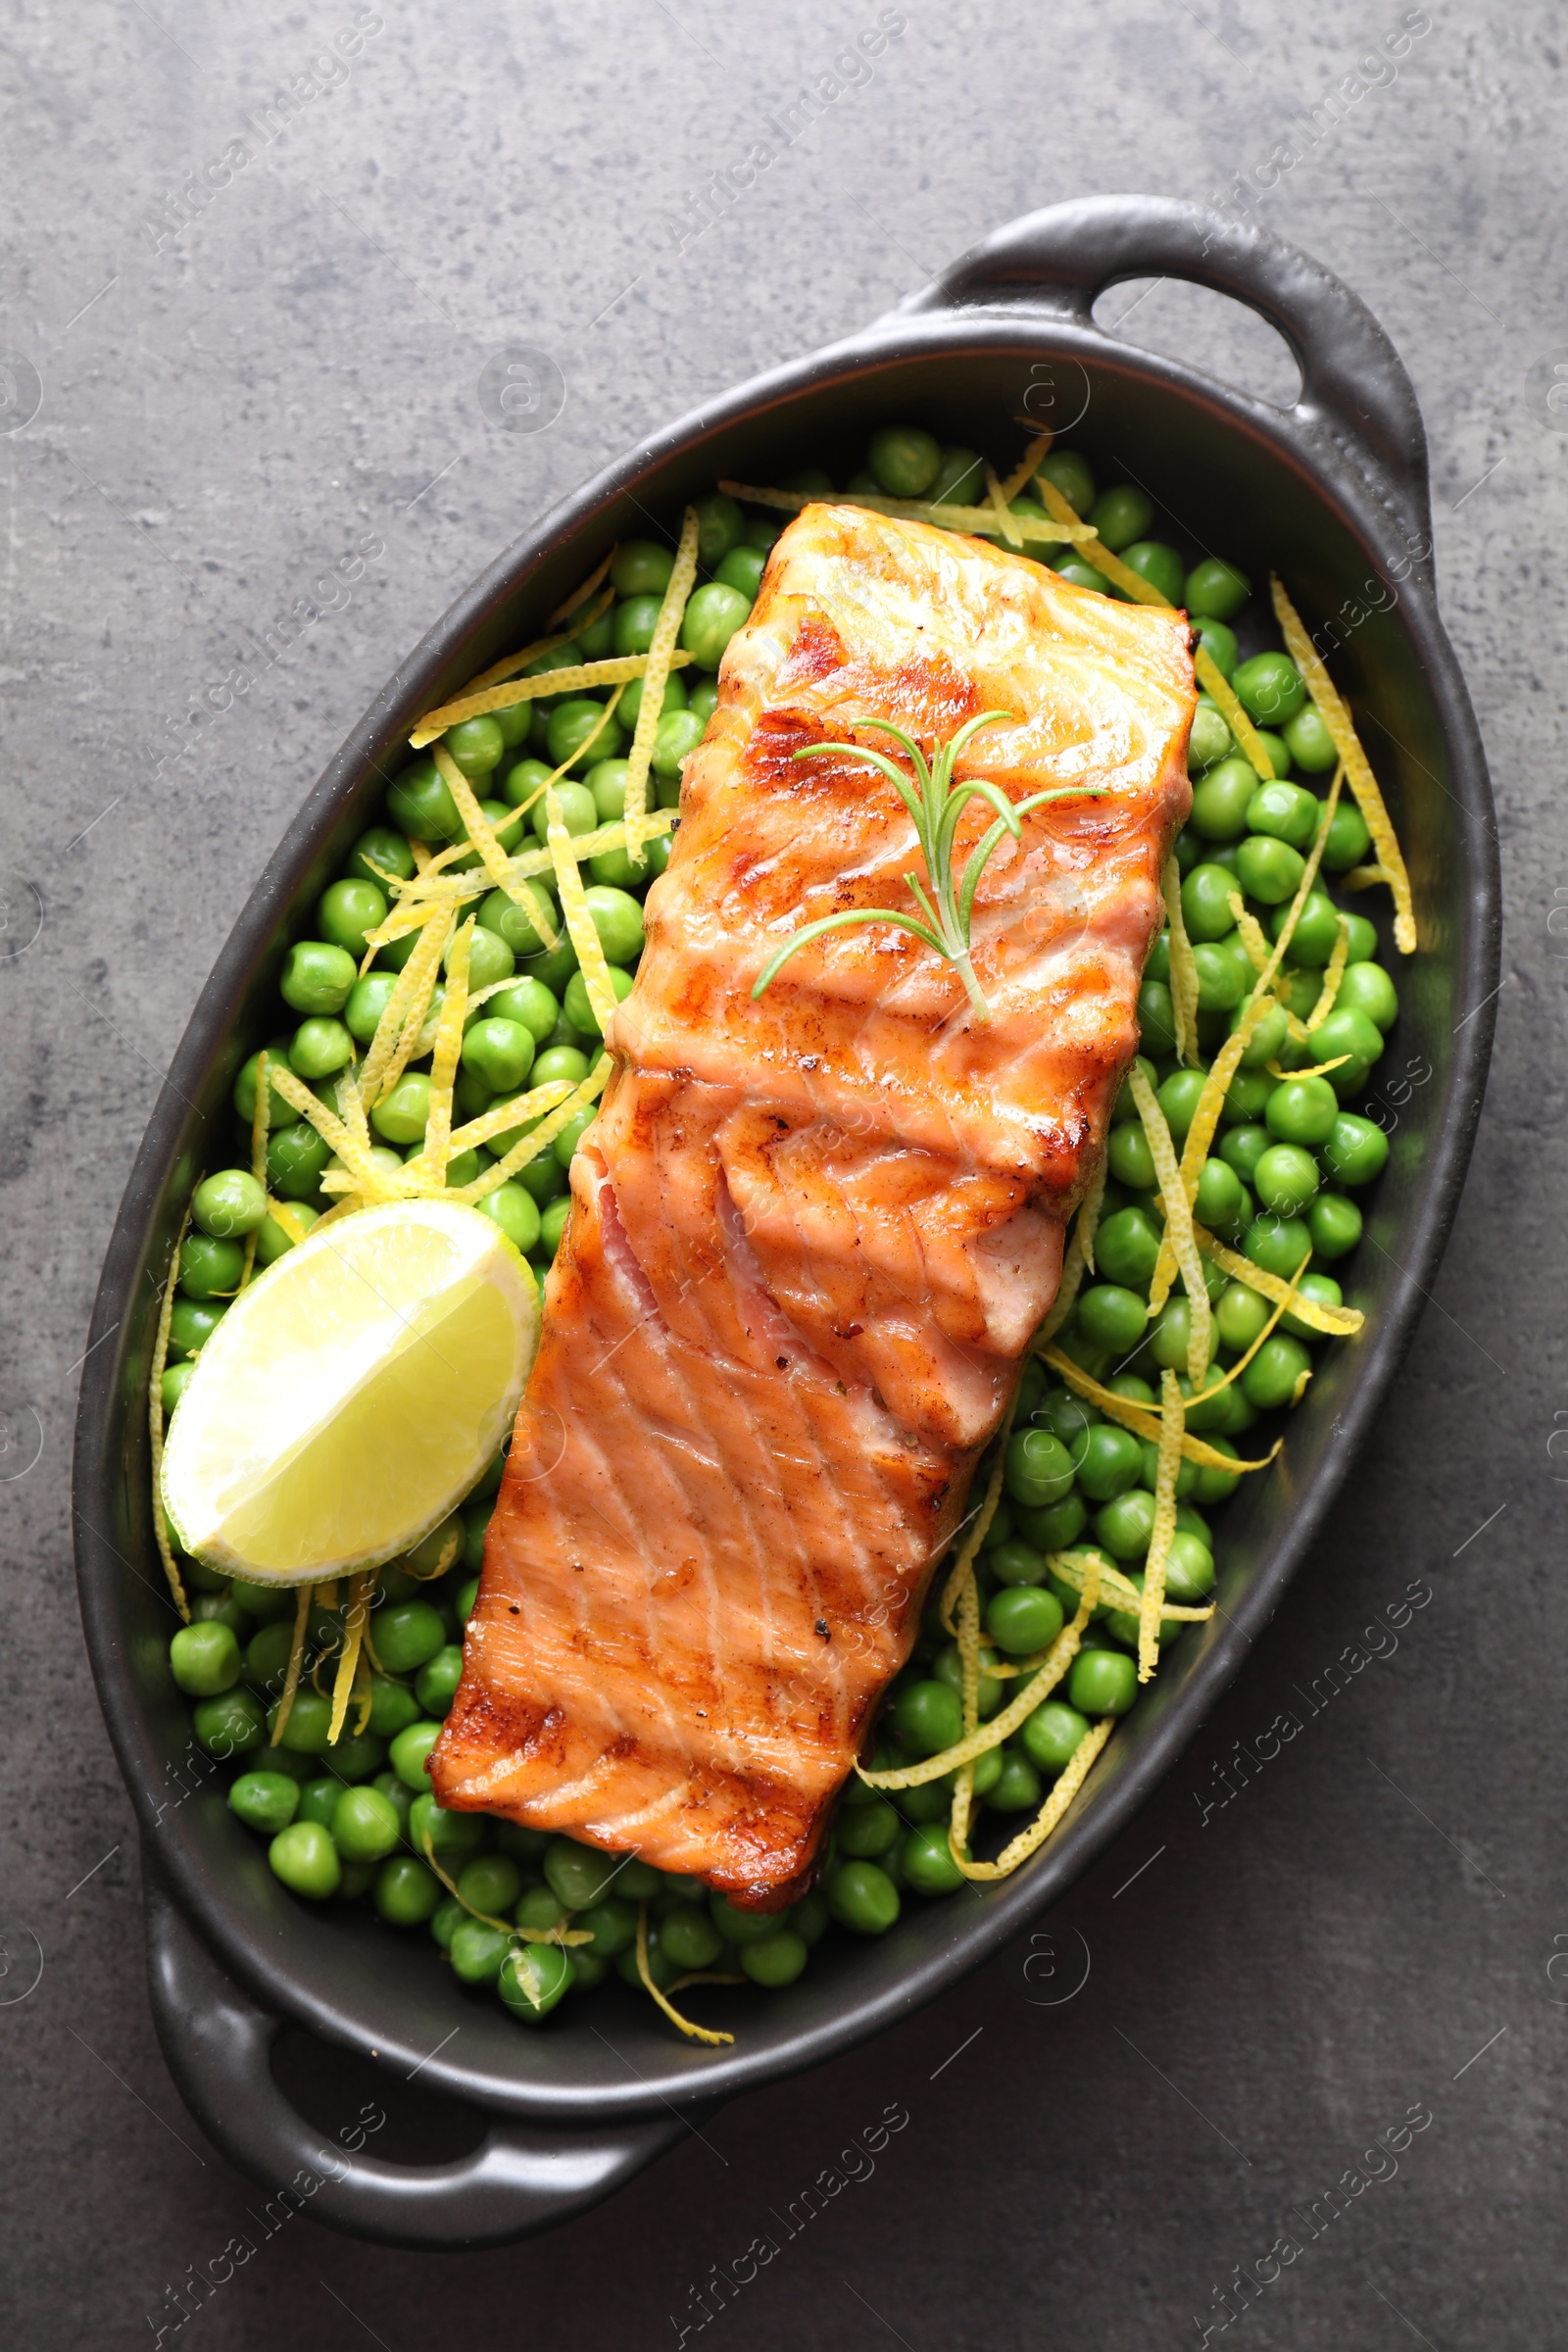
top-left (432, 503), bottom-right (1194, 1899)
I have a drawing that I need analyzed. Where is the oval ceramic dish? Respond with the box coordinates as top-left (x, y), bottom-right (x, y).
top-left (74, 195), bottom-right (1498, 2247)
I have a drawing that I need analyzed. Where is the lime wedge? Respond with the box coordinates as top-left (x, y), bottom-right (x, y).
top-left (161, 1200), bottom-right (537, 1583)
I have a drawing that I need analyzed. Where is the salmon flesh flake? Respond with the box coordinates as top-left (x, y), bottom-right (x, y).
top-left (432, 504), bottom-right (1195, 1903)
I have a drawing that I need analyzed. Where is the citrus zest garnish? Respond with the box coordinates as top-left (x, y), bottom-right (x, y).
top-left (1162, 854), bottom-right (1200, 1064)
top-left (1137, 1371), bottom-right (1185, 1682)
top-left (636, 1900), bottom-right (734, 2045)
top-left (329, 1568), bottom-right (370, 1743)
top-left (1271, 575), bottom-right (1414, 952)
top-left (271, 1583), bottom-right (313, 1745)
top-left (1129, 1060), bottom-right (1209, 1380)
top-left (622, 505), bottom-right (699, 866)
top-left (716, 478), bottom-right (1093, 548)
top-left (408, 649), bottom-right (691, 749)
top-left (432, 747), bottom-right (560, 950)
top-left (1306, 913), bottom-right (1351, 1030)
top-left (950, 1718), bottom-right (1115, 1882)
top-left (1038, 1343), bottom-right (1281, 1473)
top-left (1191, 1221), bottom-right (1363, 1336)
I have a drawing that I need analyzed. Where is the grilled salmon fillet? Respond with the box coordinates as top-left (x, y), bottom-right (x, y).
top-left (432, 504), bottom-right (1195, 1902)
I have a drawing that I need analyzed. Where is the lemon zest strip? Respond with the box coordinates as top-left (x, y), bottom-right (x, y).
top-left (864, 1557), bottom-right (1102, 1794)
top-left (328, 1569), bottom-right (369, 1744)
top-left (449, 1058), bottom-right (610, 1203)
top-left (409, 650), bottom-right (690, 748)
top-left (418, 1835), bottom-right (591, 1945)
top-left (270, 1583), bottom-right (313, 1745)
top-left (1139, 1371), bottom-right (1184, 1682)
top-left (1038, 1343), bottom-right (1281, 1472)
top-left (636, 1901), bottom-right (734, 2046)
top-left (431, 746), bottom-right (560, 949)
top-left (622, 505), bottom-right (699, 869)
top-left (1162, 854), bottom-right (1200, 1065)
top-left (950, 1717), bottom-right (1115, 1882)
top-left (419, 912), bottom-right (472, 1180)
top-left (1264, 1054), bottom-right (1350, 1083)
top-left (1129, 1060), bottom-right (1210, 1381)
top-left (1193, 651), bottom-right (1277, 780)
top-left (1271, 575), bottom-right (1414, 953)
top-left (1000, 428), bottom-right (1054, 504)
top-left (939, 1389), bottom-right (1018, 1640)
top-left (1191, 1220), bottom-right (1363, 1335)
top-left (1306, 913), bottom-right (1351, 1030)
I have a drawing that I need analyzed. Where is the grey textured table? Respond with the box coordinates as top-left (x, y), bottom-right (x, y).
top-left (1, 4), bottom-right (1559, 2346)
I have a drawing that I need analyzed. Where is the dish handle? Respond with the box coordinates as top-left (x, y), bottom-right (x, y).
top-left (142, 1869), bottom-right (687, 2249)
top-left (901, 194), bottom-right (1432, 556)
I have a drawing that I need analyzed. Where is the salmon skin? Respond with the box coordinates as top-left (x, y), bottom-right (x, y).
top-left (432, 504), bottom-right (1195, 1904)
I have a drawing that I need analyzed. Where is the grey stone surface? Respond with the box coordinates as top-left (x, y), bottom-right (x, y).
top-left (0, 1), bottom-right (1562, 2344)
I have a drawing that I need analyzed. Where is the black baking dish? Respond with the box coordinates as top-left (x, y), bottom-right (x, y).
top-left (73, 195), bottom-right (1498, 2247)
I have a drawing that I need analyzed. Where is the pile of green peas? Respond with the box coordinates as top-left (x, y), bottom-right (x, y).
top-left (157, 422), bottom-right (1403, 2013)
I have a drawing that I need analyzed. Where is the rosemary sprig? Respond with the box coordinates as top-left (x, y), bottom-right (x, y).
top-left (751, 711), bottom-right (1114, 1020)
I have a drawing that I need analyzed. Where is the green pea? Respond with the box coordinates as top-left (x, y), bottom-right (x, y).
top-left (500, 1942), bottom-right (574, 2022)
top-left (1193, 616), bottom-right (1239, 677)
top-left (731, 1927), bottom-right (804, 1989)
top-left (1183, 860), bottom-right (1244, 941)
top-left (1073, 1284), bottom-right (1144, 1356)
top-left (371, 1600), bottom-right (446, 1677)
top-left (583, 884), bottom-right (645, 965)
top-left (408, 1793), bottom-right (483, 1861)
top-left (359, 1682), bottom-right (417, 1749)
top-left (712, 545), bottom-right (767, 602)
top-left (366, 1072), bottom-right (428, 1150)
top-left (228, 1769), bottom-right (300, 1836)
top-left (412, 1643), bottom-right (464, 1719)
top-left (1252, 1143), bottom-right (1319, 1216)
top-left (906, 444), bottom-right (975, 507)
top-left (177, 1232), bottom-right (242, 1301)
top-left (1028, 448), bottom-right (1089, 513)
top-left (486, 977), bottom-right (560, 1046)
top-left (1308, 1007), bottom-right (1385, 1099)
top-left (1266, 1073), bottom-right (1341, 1149)
top-left (1280, 1271), bottom-right (1345, 1343)
top-left (387, 758), bottom-right (463, 845)
top-left (530, 1043), bottom-right (591, 1092)
top-left (547, 698), bottom-right (625, 770)
top-left (1157, 1066), bottom-right (1208, 1143)
top-left (190, 1171), bottom-right (266, 1248)
top-left (344, 829), bottom-right (415, 893)
top-left (330, 1785), bottom-right (401, 1863)
top-left (536, 1837), bottom-right (619, 1911)
top-left (1194, 1155), bottom-right (1246, 1232)
top-left (230, 1577), bottom-right (295, 1622)
top-left (858, 423), bottom-right (937, 497)
top-left (687, 679), bottom-right (720, 725)
top-left (890, 1824), bottom-right (959, 1898)
top-left (162, 1360), bottom-right (196, 1412)
top-left (1246, 781), bottom-right (1319, 852)
top-left (1323, 1112), bottom-right (1389, 1189)
top-left (264, 1121), bottom-right (328, 1201)
top-left (1237, 1332), bottom-right (1311, 1411)
top-left (1187, 703), bottom-right (1234, 775)
top-left (1189, 941), bottom-right (1244, 1019)
top-left (981, 1747), bottom-right (1040, 1814)
top-left (1151, 1296), bottom-right (1219, 1373)
top-left (1067, 1647), bottom-right (1137, 1716)
top-left (890, 1679), bottom-right (962, 1757)
top-left (1135, 1433), bottom-right (1198, 1498)
top-left (443, 715), bottom-right (505, 779)
top-left (564, 966), bottom-right (634, 1039)
top-left (500, 758), bottom-right (557, 816)
top-left (461, 1017), bottom-right (535, 1097)
top-left (1215, 1279), bottom-right (1270, 1354)
top-left (1338, 961), bottom-right (1398, 1031)
top-left (1094, 1487), bottom-right (1155, 1561)
top-left (477, 886), bottom-right (555, 963)
top-left (1096, 1204), bottom-right (1162, 1290)
top-left (1321, 802), bottom-right (1373, 872)
top-left (280, 939), bottom-right (356, 1018)
top-left (1054, 556), bottom-right (1111, 594)
top-left (1076, 1424), bottom-right (1145, 1503)
top-left (986, 1586), bottom-right (1064, 1657)
top-left (839, 1798), bottom-right (902, 1859)
top-left (340, 972), bottom-right (395, 1046)
top-left (468, 1183), bottom-right (537, 1262)
top-left (1245, 1214), bottom-right (1313, 1279)
top-left (1005, 1427), bottom-right (1075, 1508)
top-left (1017, 1494), bottom-right (1088, 1551)
top-left (1235, 834), bottom-right (1306, 905)
top-left (702, 1889), bottom-right (784, 1947)
top-left (269, 1820), bottom-right (340, 1900)
top-left (1120, 540), bottom-right (1184, 602)
top-left (1264, 891), bottom-right (1338, 969)
top-left (388, 1719), bottom-right (443, 1792)
top-left (1130, 976), bottom-right (1174, 1058)
top-left (1252, 730), bottom-right (1292, 778)
top-left (233, 1045), bottom-right (295, 1132)
top-left (1088, 483), bottom-right (1153, 551)
top-left (1307, 1191), bottom-right (1362, 1259)
top-left (1232, 652), bottom-right (1306, 725)
top-left (1021, 1699), bottom-right (1091, 1774)
top-left (1185, 558), bottom-right (1250, 619)
top-left (317, 878), bottom-right (386, 959)
top-left (169, 1619), bottom-right (242, 1698)
top-left (286, 1016), bottom-right (352, 1084)
top-left (1283, 705), bottom-right (1338, 771)
top-left (934, 1642), bottom-right (1004, 1721)
top-left (553, 1107), bottom-right (598, 1169)
top-left (1107, 1122), bottom-right (1156, 1192)
top-left (1225, 998), bottom-right (1285, 1072)
top-left (986, 1539), bottom-right (1046, 1591)
top-left (826, 1860), bottom-right (900, 1936)
top-left (612, 596), bottom-right (662, 659)
top-left (444, 1917), bottom-right (510, 1986)
top-left (681, 581), bottom-right (752, 671)
top-left (651, 708), bottom-right (706, 786)
top-left (612, 539), bottom-right (675, 598)
top-left (373, 1854), bottom-right (442, 1926)
top-left (692, 490), bottom-right (745, 567)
